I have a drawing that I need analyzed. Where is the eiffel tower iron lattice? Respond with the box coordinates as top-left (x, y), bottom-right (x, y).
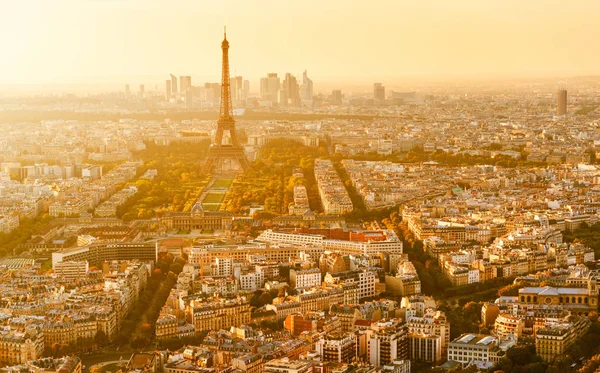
top-left (201, 28), bottom-right (250, 174)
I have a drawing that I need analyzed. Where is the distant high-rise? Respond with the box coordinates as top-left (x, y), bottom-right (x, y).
top-left (557, 89), bottom-right (567, 116)
top-left (204, 83), bottom-right (220, 103)
top-left (243, 80), bottom-right (250, 101)
top-left (300, 70), bottom-right (313, 102)
top-left (374, 83), bottom-right (385, 101)
top-left (281, 73), bottom-right (301, 107)
top-left (185, 89), bottom-right (193, 109)
top-left (332, 89), bottom-right (343, 105)
top-left (231, 76), bottom-right (243, 102)
top-left (125, 84), bottom-right (130, 96)
top-left (260, 73), bottom-right (280, 104)
top-left (139, 84), bottom-right (145, 99)
top-left (170, 74), bottom-right (178, 96)
top-left (165, 80), bottom-right (172, 101)
top-left (180, 76), bottom-right (192, 94)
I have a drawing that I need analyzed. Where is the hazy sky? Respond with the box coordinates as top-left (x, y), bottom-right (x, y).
top-left (1, 0), bottom-right (599, 87)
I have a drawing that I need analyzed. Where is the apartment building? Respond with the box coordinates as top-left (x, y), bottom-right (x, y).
top-left (185, 297), bottom-right (251, 334)
top-left (290, 268), bottom-right (322, 290)
top-left (315, 332), bottom-right (357, 363)
top-left (536, 317), bottom-right (591, 362)
top-left (324, 269), bottom-right (376, 300)
top-left (367, 319), bottom-right (409, 367)
top-left (408, 333), bottom-right (442, 363)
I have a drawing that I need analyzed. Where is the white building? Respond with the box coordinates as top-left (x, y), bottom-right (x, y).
top-left (448, 334), bottom-right (498, 367)
top-left (239, 271), bottom-right (264, 292)
top-left (290, 268), bottom-right (322, 290)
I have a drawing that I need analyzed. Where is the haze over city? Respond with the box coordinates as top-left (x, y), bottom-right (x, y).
top-left (1, 0), bottom-right (600, 91)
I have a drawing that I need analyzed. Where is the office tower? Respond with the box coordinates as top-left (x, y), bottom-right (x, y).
top-left (557, 89), bottom-right (567, 116)
top-left (231, 76), bottom-right (243, 102)
top-left (125, 84), bottom-right (130, 96)
top-left (332, 89), bottom-right (343, 105)
top-left (282, 73), bottom-right (301, 107)
top-left (374, 83), bottom-right (385, 100)
top-left (165, 80), bottom-right (172, 101)
top-left (300, 70), bottom-right (313, 101)
top-left (201, 29), bottom-right (250, 174)
top-left (260, 77), bottom-right (268, 99)
top-left (180, 76), bottom-right (192, 94)
top-left (243, 80), bottom-right (250, 101)
top-left (260, 73), bottom-right (280, 104)
top-left (204, 83), bottom-right (220, 103)
top-left (185, 89), bottom-right (193, 109)
top-left (170, 74), bottom-right (178, 96)
top-left (139, 84), bottom-right (145, 99)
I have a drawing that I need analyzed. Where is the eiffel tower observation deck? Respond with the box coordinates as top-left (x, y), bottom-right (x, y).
top-left (201, 28), bottom-right (250, 175)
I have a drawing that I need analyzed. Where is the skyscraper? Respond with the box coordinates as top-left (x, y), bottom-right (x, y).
top-left (332, 89), bottom-right (343, 105)
top-left (231, 76), bottom-right (243, 102)
top-left (243, 80), bottom-right (250, 101)
top-left (170, 74), bottom-right (178, 96)
top-left (180, 76), bottom-right (192, 94)
top-left (185, 89), bottom-right (193, 109)
top-left (260, 73), bottom-right (280, 104)
top-left (374, 83), bottom-right (385, 101)
top-left (165, 80), bottom-right (172, 101)
top-left (139, 84), bottom-right (145, 99)
top-left (125, 84), bottom-right (130, 96)
top-left (204, 83), bottom-right (220, 103)
top-left (557, 89), bottom-right (567, 116)
top-left (300, 70), bottom-right (313, 102)
top-left (281, 73), bottom-right (301, 107)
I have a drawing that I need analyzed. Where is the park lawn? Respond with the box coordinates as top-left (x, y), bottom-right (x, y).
top-left (41, 259), bottom-right (52, 271)
top-left (213, 178), bottom-right (233, 188)
top-left (203, 193), bottom-right (225, 204)
top-left (202, 204), bottom-right (221, 211)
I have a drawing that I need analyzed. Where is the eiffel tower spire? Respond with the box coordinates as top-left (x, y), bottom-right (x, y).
top-left (219, 26), bottom-right (233, 122)
top-left (201, 29), bottom-right (250, 175)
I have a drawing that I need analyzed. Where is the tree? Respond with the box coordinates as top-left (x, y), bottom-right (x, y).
top-left (278, 286), bottom-right (289, 298)
top-left (258, 292), bottom-right (274, 307)
top-left (51, 342), bottom-right (61, 357)
top-left (170, 262), bottom-right (183, 275)
top-left (95, 330), bottom-right (108, 346)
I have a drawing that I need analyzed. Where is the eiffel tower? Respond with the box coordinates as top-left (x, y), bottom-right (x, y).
top-left (201, 28), bottom-right (250, 174)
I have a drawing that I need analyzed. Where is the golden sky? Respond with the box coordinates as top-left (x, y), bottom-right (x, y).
top-left (0, 0), bottom-right (599, 86)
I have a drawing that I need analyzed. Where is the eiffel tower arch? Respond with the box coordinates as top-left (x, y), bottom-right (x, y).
top-left (201, 29), bottom-right (250, 175)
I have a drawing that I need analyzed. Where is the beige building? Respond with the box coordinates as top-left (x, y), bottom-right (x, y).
top-left (0, 327), bottom-right (44, 365)
top-left (161, 204), bottom-right (233, 230)
top-left (185, 297), bottom-right (250, 334)
top-left (536, 317), bottom-right (590, 362)
top-left (408, 333), bottom-right (442, 363)
top-left (290, 268), bottom-right (322, 290)
top-left (494, 314), bottom-right (523, 340)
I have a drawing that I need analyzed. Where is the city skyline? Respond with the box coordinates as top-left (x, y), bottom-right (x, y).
top-left (2, 2), bottom-right (600, 371)
top-left (1, 0), bottom-right (600, 90)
